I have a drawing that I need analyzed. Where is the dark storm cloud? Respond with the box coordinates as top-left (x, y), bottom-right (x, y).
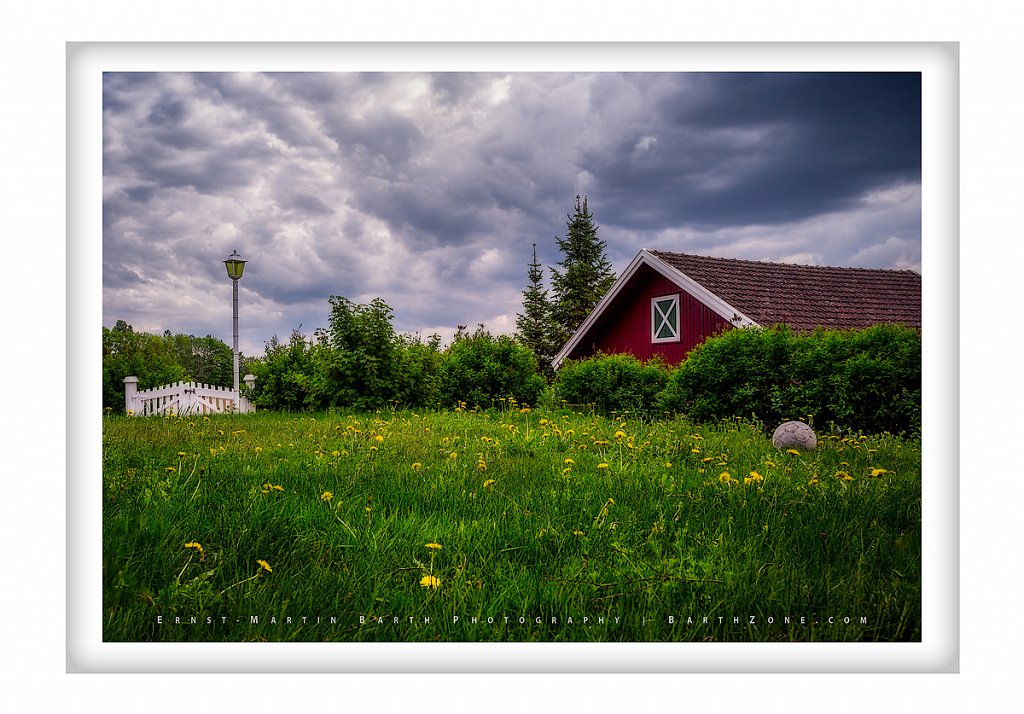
top-left (102, 71), bottom-right (921, 355)
top-left (583, 72), bottom-right (920, 230)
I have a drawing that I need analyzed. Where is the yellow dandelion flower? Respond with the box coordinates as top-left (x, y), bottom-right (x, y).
top-left (178, 451), bottom-right (188, 458)
top-left (786, 449), bottom-right (801, 455)
top-left (572, 530), bottom-right (584, 537)
top-left (183, 541), bottom-right (204, 555)
top-left (869, 467), bottom-right (890, 477)
top-left (449, 451), bottom-right (458, 460)
top-left (719, 472), bottom-right (733, 483)
top-left (564, 458), bottom-right (575, 465)
top-left (320, 491), bottom-right (333, 502)
top-left (374, 434), bottom-right (384, 443)
top-left (597, 463), bottom-right (609, 470)
top-left (483, 479), bottom-right (496, 489)
top-left (165, 466), bottom-right (176, 473)
top-left (420, 574), bottom-right (440, 589)
top-left (425, 543), bottom-right (442, 551)
top-left (561, 467), bottom-right (572, 475)
top-left (256, 559), bottom-right (272, 573)
top-left (614, 430), bottom-right (626, 439)
top-left (411, 462), bottom-right (422, 471)
top-left (744, 471), bottom-right (764, 485)
top-left (331, 450), bottom-right (341, 457)
top-left (764, 460), bottom-right (776, 468)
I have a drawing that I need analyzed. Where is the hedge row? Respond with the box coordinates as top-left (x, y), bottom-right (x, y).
top-left (553, 324), bottom-right (921, 436)
top-left (248, 312), bottom-right (545, 413)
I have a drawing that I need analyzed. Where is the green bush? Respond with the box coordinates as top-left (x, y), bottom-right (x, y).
top-left (553, 352), bottom-right (671, 416)
top-left (393, 333), bottom-right (444, 409)
top-left (658, 324), bottom-right (921, 435)
top-left (435, 327), bottom-right (545, 409)
top-left (656, 325), bottom-right (796, 425)
top-left (248, 330), bottom-right (321, 411)
top-left (307, 296), bottom-right (410, 410)
top-left (788, 324), bottom-right (922, 435)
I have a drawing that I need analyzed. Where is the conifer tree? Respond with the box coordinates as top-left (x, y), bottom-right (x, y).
top-left (515, 243), bottom-right (557, 374)
top-left (549, 195), bottom-right (616, 343)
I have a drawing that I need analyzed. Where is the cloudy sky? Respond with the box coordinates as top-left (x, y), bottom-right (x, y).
top-left (103, 71), bottom-right (921, 356)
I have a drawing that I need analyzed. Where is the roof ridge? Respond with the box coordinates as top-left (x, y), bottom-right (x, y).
top-left (647, 248), bottom-right (920, 275)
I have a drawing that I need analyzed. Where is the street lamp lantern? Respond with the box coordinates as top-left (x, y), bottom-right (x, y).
top-left (224, 250), bottom-right (247, 411)
top-left (224, 250), bottom-right (247, 281)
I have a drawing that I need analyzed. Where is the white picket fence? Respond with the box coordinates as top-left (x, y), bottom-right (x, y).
top-left (124, 375), bottom-right (256, 416)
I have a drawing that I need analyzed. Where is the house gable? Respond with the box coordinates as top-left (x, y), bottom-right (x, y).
top-left (553, 250), bottom-right (753, 367)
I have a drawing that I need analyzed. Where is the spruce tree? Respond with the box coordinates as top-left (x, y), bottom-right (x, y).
top-left (515, 243), bottom-right (557, 374)
top-left (549, 195), bottom-right (616, 343)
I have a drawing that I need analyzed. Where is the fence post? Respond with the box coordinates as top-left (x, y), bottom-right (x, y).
top-left (242, 374), bottom-right (256, 413)
top-left (124, 376), bottom-right (139, 415)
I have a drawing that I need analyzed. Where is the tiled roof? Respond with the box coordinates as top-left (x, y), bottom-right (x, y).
top-left (649, 250), bottom-right (921, 331)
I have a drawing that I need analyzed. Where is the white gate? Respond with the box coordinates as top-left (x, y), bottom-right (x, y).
top-left (123, 375), bottom-right (256, 416)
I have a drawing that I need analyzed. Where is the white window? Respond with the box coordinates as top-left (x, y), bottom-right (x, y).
top-left (651, 295), bottom-right (680, 343)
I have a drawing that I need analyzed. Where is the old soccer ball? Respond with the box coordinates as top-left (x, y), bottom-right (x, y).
top-left (772, 421), bottom-right (817, 451)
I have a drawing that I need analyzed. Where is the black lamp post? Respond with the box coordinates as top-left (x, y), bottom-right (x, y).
top-left (223, 250), bottom-right (247, 411)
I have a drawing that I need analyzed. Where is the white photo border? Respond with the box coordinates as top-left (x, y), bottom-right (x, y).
top-left (68, 41), bottom-right (958, 673)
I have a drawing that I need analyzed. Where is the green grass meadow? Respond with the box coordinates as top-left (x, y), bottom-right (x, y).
top-left (102, 406), bottom-right (921, 642)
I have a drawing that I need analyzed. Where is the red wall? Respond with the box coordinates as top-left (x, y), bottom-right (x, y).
top-left (566, 266), bottom-right (732, 365)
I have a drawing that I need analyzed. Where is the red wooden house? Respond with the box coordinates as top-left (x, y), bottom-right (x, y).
top-left (552, 249), bottom-right (921, 368)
